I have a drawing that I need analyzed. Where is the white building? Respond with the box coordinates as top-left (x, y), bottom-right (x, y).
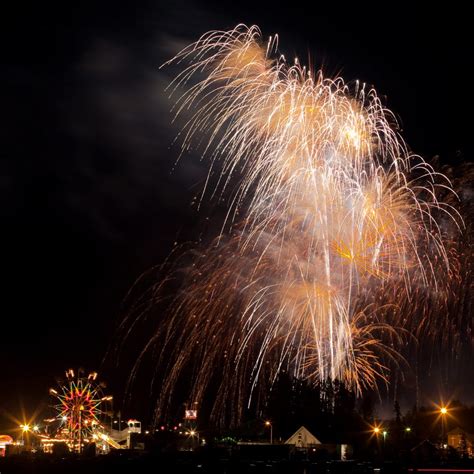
top-left (285, 426), bottom-right (321, 448)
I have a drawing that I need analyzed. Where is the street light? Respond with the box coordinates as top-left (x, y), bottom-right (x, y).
top-left (188, 429), bottom-right (200, 446)
top-left (440, 406), bottom-right (448, 446)
top-left (20, 424), bottom-right (30, 446)
top-left (265, 421), bottom-right (273, 444)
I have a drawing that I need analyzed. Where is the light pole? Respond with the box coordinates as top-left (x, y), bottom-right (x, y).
top-left (265, 421), bottom-right (273, 444)
top-left (440, 406), bottom-right (448, 447)
top-left (189, 430), bottom-right (199, 447)
top-left (372, 426), bottom-right (384, 461)
top-left (20, 424), bottom-right (30, 447)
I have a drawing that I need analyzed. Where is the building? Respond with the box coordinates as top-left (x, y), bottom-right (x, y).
top-left (447, 427), bottom-right (474, 457)
top-left (0, 435), bottom-right (13, 457)
top-left (285, 426), bottom-right (350, 460)
top-left (285, 426), bottom-right (321, 448)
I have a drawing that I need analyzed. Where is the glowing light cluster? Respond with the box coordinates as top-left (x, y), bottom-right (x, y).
top-left (50, 369), bottom-right (110, 452)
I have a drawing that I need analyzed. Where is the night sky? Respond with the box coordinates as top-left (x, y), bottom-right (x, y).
top-left (1, 1), bottom-right (472, 429)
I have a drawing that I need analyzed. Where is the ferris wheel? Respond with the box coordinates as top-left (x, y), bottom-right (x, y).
top-left (49, 369), bottom-right (112, 452)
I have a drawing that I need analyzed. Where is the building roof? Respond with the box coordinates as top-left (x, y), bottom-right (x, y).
top-left (285, 426), bottom-right (321, 447)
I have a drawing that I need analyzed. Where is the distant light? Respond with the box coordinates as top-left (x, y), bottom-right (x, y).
top-left (190, 430), bottom-right (196, 436)
top-left (405, 427), bottom-right (411, 432)
top-left (88, 372), bottom-right (98, 381)
top-left (440, 407), bottom-right (448, 415)
top-left (62, 416), bottom-right (67, 422)
top-left (265, 421), bottom-right (271, 426)
top-left (21, 424), bottom-right (30, 432)
top-left (33, 425), bottom-right (39, 432)
top-left (373, 427), bottom-right (380, 434)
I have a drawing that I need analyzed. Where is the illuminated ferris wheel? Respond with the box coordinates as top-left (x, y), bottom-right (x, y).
top-left (49, 369), bottom-right (112, 452)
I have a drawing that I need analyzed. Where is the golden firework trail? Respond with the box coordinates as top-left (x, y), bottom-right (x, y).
top-left (125, 25), bottom-right (461, 425)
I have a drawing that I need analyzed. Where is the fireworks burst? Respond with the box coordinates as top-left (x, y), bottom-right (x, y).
top-left (123, 25), bottom-right (461, 425)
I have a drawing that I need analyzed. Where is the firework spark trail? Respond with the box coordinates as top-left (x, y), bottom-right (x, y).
top-left (132, 25), bottom-right (460, 424)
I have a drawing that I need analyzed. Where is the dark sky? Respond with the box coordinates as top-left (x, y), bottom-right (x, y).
top-left (1, 0), bottom-right (472, 429)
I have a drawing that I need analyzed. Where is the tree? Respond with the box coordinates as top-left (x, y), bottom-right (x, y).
top-left (459, 432), bottom-right (468, 459)
top-left (394, 401), bottom-right (402, 426)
